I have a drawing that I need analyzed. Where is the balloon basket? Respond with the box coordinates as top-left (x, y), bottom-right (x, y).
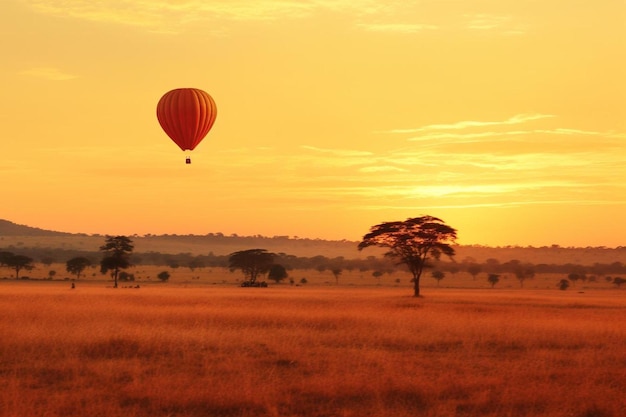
top-left (185, 157), bottom-right (191, 164)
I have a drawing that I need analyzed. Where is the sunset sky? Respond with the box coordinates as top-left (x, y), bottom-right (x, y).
top-left (1, 1), bottom-right (625, 247)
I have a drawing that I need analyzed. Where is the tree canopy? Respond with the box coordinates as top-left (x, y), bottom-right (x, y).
top-left (66, 256), bottom-right (92, 280)
top-left (229, 249), bottom-right (275, 285)
top-left (268, 264), bottom-right (288, 283)
top-left (358, 216), bottom-right (457, 297)
top-left (0, 252), bottom-right (35, 279)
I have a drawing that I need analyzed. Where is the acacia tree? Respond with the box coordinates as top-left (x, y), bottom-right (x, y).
top-left (66, 256), bottom-right (92, 280)
top-left (358, 216), bottom-right (457, 297)
top-left (467, 263), bottom-right (482, 280)
top-left (568, 273), bottom-right (582, 287)
top-left (431, 270), bottom-right (445, 287)
top-left (515, 267), bottom-right (535, 288)
top-left (331, 268), bottom-right (342, 285)
top-left (99, 236), bottom-right (134, 288)
top-left (229, 249), bottom-right (275, 285)
top-left (487, 273), bottom-right (500, 288)
top-left (3, 254), bottom-right (35, 279)
top-left (613, 277), bottom-right (626, 288)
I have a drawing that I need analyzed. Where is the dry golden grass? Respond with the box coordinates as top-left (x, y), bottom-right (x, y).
top-left (0, 282), bottom-right (624, 417)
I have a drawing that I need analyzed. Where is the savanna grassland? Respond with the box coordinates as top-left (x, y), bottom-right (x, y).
top-left (0, 281), bottom-right (624, 417)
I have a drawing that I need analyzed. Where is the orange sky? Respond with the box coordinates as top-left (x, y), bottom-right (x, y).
top-left (1, 1), bottom-right (625, 247)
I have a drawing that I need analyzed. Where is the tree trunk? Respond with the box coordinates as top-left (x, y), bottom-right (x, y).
top-left (413, 274), bottom-right (420, 297)
top-left (114, 268), bottom-right (119, 288)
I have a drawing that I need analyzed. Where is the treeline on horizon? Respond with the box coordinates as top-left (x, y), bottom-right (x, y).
top-left (3, 219), bottom-right (626, 249)
top-left (2, 244), bottom-right (626, 279)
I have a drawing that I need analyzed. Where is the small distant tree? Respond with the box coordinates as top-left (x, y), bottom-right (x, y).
top-left (613, 277), bottom-right (626, 288)
top-left (331, 268), bottom-right (342, 285)
top-left (358, 216), bottom-right (457, 297)
top-left (157, 271), bottom-right (170, 282)
top-left (372, 270), bottom-right (384, 280)
top-left (431, 270), bottom-right (445, 286)
top-left (48, 270), bottom-right (56, 280)
top-left (229, 249), bottom-right (275, 285)
top-left (100, 236), bottom-right (134, 288)
top-left (568, 273), bottom-right (581, 287)
top-left (66, 256), bottom-right (92, 280)
top-left (268, 264), bottom-right (288, 284)
top-left (487, 273), bottom-right (500, 288)
top-left (467, 263), bottom-right (482, 280)
top-left (515, 267), bottom-right (535, 288)
top-left (558, 279), bottom-right (570, 291)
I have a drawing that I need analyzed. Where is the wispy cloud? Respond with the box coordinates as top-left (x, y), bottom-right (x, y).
top-left (466, 14), bottom-right (510, 30)
top-left (358, 11), bottom-right (528, 35)
top-left (377, 115), bottom-right (626, 185)
top-left (385, 181), bottom-right (578, 198)
top-left (19, 67), bottom-right (78, 81)
top-left (384, 113), bottom-right (554, 134)
top-left (22, 0), bottom-right (383, 31)
top-left (355, 22), bottom-right (438, 33)
top-left (258, 179), bottom-right (587, 204)
top-left (359, 165), bottom-right (409, 173)
top-left (24, 1), bottom-right (158, 27)
top-left (301, 145), bottom-right (373, 157)
top-left (429, 151), bottom-right (602, 171)
top-left (356, 199), bottom-right (626, 212)
top-left (464, 13), bottom-right (526, 35)
top-left (22, 0), bottom-right (302, 31)
top-left (27, 133), bottom-right (625, 221)
top-left (407, 128), bottom-right (626, 143)
top-left (22, 1), bottom-right (526, 36)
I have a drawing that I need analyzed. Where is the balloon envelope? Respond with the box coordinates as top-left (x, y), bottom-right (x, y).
top-left (156, 88), bottom-right (217, 151)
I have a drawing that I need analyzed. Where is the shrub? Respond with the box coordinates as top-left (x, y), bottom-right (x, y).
top-left (157, 271), bottom-right (170, 282)
top-left (558, 279), bottom-right (570, 291)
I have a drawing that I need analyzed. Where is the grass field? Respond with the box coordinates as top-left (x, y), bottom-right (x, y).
top-left (0, 281), bottom-right (624, 417)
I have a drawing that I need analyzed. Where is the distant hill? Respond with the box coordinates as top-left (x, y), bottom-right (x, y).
top-left (0, 220), bottom-right (72, 237)
top-left (0, 219), bottom-right (367, 258)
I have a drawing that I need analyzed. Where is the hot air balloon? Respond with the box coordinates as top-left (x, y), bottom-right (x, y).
top-left (156, 88), bottom-right (217, 164)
